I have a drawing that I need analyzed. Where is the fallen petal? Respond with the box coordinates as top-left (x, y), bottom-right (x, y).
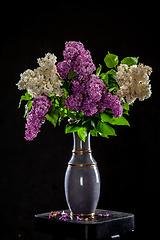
top-left (104, 212), bottom-right (110, 217)
top-left (56, 211), bottom-right (61, 215)
top-left (59, 213), bottom-right (70, 221)
top-left (77, 216), bottom-right (81, 221)
top-left (64, 213), bottom-right (69, 218)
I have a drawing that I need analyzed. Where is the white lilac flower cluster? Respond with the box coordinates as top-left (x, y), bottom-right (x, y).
top-left (115, 63), bottom-right (152, 105)
top-left (17, 53), bottom-right (62, 98)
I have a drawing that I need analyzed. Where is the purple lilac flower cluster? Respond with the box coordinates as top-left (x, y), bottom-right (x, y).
top-left (99, 92), bottom-right (123, 118)
top-left (25, 95), bottom-right (52, 141)
top-left (57, 41), bottom-right (96, 81)
top-left (57, 41), bottom-right (123, 117)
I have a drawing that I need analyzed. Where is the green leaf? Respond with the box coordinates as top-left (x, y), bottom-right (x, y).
top-left (63, 81), bottom-right (70, 94)
top-left (122, 102), bottom-right (130, 115)
top-left (54, 98), bottom-right (60, 107)
top-left (106, 69), bottom-right (117, 75)
top-left (110, 116), bottom-right (130, 126)
top-left (90, 128), bottom-right (98, 137)
top-left (45, 106), bottom-right (59, 127)
top-left (101, 113), bottom-right (112, 122)
top-left (77, 127), bottom-right (88, 142)
top-left (100, 72), bottom-right (108, 81)
top-left (100, 69), bottom-right (119, 94)
top-left (100, 69), bottom-right (116, 83)
top-left (95, 64), bottom-right (102, 76)
top-left (65, 120), bottom-right (81, 134)
top-left (96, 121), bottom-right (116, 137)
top-left (18, 92), bottom-right (32, 108)
top-left (27, 101), bottom-right (33, 112)
top-left (68, 69), bottom-right (78, 80)
top-left (24, 100), bottom-right (33, 118)
top-left (108, 87), bottom-right (116, 93)
top-left (65, 124), bottom-right (73, 133)
top-left (123, 103), bottom-right (129, 111)
top-left (91, 116), bottom-right (97, 128)
top-left (104, 52), bottom-right (119, 68)
top-left (121, 57), bottom-right (139, 67)
top-left (49, 93), bottom-right (56, 98)
top-left (101, 112), bottom-right (130, 126)
top-left (59, 111), bottom-right (66, 123)
top-left (62, 87), bottom-right (69, 98)
top-left (67, 110), bottom-right (77, 119)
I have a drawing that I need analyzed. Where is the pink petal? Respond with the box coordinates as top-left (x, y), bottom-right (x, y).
top-left (104, 212), bottom-right (110, 217)
top-left (98, 214), bottom-right (102, 217)
top-left (56, 211), bottom-right (61, 215)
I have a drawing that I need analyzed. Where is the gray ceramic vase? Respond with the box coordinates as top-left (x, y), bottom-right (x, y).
top-left (64, 132), bottom-right (100, 217)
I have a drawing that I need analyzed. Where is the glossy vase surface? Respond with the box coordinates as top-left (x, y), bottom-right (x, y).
top-left (64, 132), bottom-right (100, 217)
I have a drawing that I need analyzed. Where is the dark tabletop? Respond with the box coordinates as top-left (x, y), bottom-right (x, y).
top-left (35, 209), bottom-right (135, 240)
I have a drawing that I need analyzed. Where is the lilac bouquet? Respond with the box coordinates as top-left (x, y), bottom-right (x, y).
top-left (17, 41), bottom-right (152, 141)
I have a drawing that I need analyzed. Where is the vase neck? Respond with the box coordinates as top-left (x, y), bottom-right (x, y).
top-left (68, 132), bottom-right (97, 165)
top-left (72, 132), bottom-right (91, 152)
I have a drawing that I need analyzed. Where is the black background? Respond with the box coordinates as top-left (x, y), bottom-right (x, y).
top-left (1, 2), bottom-right (159, 239)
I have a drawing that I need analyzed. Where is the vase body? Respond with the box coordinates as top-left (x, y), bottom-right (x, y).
top-left (64, 132), bottom-right (100, 217)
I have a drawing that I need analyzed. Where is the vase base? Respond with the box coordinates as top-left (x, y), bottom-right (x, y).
top-left (70, 212), bottom-right (95, 219)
